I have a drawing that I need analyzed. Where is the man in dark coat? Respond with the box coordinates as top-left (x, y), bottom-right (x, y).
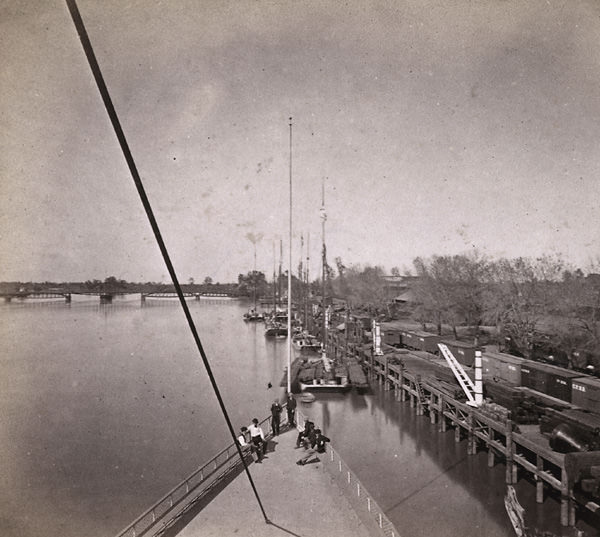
top-left (286, 393), bottom-right (297, 427)
top-left (270, 399), bottom-right (283, 436)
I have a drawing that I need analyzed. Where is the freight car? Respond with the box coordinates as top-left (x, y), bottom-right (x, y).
top-left (521, 361), bottom-right (586, 404)
top-left (379, 321), bottom-right (405, 347)
top-left (400, 329), bottom-right (441, 354)
top-left (571, 376), bottom-right (600, 414)
top-left (440, 338), bottom-right (479, 367)
top-left (481, 350), bottom-right (526, 386)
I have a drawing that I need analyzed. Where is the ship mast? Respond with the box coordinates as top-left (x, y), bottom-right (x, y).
top-left (287, 118), bottom-right (293, 394)
top-left (321, 179), bottom-right (327, 357)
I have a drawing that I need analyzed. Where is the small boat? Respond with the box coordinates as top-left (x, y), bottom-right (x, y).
top-left (243, 310), bottom-right (264, 322)
top-left (300, 392), bottom-right (316, 403)
top-left (292, 332), bottom-right (321, 354)
top-left (298, 352), bottom-right (351, 392)
top-left (504, 485), bottom-right (526, 537)
top-left (264, 321), bottom-right (288, 338)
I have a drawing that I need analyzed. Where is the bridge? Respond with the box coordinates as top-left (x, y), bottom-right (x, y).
top-left (0, 290), bottom-right (238, 304)
top-left (1, 291), bottom-right (73, 303)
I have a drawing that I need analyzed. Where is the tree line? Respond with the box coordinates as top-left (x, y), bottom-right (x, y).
top-left (325, 253), bottom-right (600, 371)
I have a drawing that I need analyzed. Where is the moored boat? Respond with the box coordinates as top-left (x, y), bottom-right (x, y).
top-left (264, 321), bottom-right (287, 337)
top-left (292, 332), bottom-right (321, 354)
top-left (298, 353), bottom-right (351, 392)
top-left (243, 309), bottom-right (264, 322)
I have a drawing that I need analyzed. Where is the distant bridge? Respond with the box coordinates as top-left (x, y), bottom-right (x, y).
top-left (0, 290), bottom-right (238, 304)
top-left (1, 291), bottom-right (73, 303)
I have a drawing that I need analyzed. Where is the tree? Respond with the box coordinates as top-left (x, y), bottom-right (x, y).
top-left (410, 253), bottom-right (489, 336)
top-left (484, 255), bottom-right (566, 357)
top-left (237, 271), bottom-right (267, 297)
top-left (204, 276), bottom-right (213, 285)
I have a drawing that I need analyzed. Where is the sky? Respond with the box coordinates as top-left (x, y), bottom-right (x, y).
top-left (2, 0), bottom-right (600, 283)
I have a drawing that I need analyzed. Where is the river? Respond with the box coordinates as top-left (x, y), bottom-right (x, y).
top-left (0, 296), bottom-right (586, 537)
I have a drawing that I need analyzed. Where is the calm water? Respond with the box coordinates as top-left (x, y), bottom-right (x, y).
top-left (0, 297), bottom-right (587, 537)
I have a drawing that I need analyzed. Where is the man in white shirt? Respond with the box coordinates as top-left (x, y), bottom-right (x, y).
top-left (248, 418), bottom-right (265, 462)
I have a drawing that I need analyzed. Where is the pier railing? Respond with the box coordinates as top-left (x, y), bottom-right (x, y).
top-left (296, 411), bottom-right (401, 537)
top-left (113, 414), bottom-right (273, 537)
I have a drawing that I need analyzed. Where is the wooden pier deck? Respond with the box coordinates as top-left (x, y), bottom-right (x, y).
top-left (175, 426), bottom-right (375, 537)
top-left (114, 410), bottom-right (400, 537)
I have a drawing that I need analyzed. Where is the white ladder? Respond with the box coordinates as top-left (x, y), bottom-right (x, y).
top-left (438, 343), bottom-right (481, 407)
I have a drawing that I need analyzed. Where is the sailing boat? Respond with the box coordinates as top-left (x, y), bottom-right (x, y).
top-left (265, 242), bottom-right (287, 337)
top-left (296, 182), bottom-right (350, 392)
top-left (291, 233), bottom-right (321, 354)
top-left (243, 241), bottom-right (264, 322)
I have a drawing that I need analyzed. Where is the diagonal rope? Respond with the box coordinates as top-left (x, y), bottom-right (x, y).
top-left (64, 0), bottom-right (269, 523)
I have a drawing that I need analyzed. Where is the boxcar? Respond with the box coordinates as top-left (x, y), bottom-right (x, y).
top-left (400, 330), bottom-right (441, 354)
top-left (521, 361), bottom-right (585, 403)
top-left (441, 339), bottom-right (479, 367)
top-left (380, 321), bottom-right (404, 347)
top-left (571, 376), bottom-right (600, 414)
top-left (482, 350), bottom-right (526, 386)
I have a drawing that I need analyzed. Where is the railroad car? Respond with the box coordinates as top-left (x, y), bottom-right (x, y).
top-left (379, 321), bottom-right (404, 347)
top-left (400, 329), bottom-right (441, 354)
top-left (521, 361), bottom-right (586, 403)
top-left (440, 338), bottom-right (479, 367)
top-left (571, 376), bottom-right (600, 414)
top-left (481, 350), bottom-right (526, 386)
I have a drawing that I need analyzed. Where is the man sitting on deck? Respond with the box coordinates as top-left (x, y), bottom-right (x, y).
top-left (296, 419), bottom-right (315, 449)
top-left (296, 428), bottom-right (330, 465)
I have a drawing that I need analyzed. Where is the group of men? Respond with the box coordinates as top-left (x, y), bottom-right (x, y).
top-left (236, 392), bottom-right (329, 465)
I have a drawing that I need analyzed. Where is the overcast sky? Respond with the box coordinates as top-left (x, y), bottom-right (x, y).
top-left (2, 0), bottom-right (600, 283)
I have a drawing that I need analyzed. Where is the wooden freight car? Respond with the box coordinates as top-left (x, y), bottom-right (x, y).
top-left (441, 338), bottom-right (479, 367)
top-left (400, 330), bottom-right (441, 354)
top-left (571, 376), bottom-right (600, 414)
top-left (482, 350), bottom-right (526, 386)
top-left (379, 321), bottom-right (405, 347)
top-left (521, 361), bottom-right (586, 403)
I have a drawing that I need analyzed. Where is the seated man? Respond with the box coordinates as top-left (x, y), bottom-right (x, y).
top-left (237, 426), bottom-right (249, 448)
top-left (296, 428), bottom-right (330, 466)
top-left (311, 429), bottom-right (330, 453)
top-left (296, 419), bottom-right (315, 449)
top-left (237, 426), bottom-right (256, 459)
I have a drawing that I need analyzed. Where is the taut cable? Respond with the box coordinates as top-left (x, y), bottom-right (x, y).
top-left (65, 0), bottom-right (269, 523)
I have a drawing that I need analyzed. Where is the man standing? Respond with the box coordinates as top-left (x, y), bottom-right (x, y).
top-left (248, 418), bottom-right (265, 462)
top-left (286, 393), bottom-right (297, 427)
top-left (270, 399), bottom-right (283, 436)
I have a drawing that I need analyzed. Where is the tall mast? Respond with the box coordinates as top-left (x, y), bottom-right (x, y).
top-left (272, 241), bottom-right (276, 314)
top-left (306, 232), bottom-right (310, 330)
top-left (299, 233), bottom-right (304, 328)
top-left (278, 239), bottom-right (283, 310)
top-left (287, 117), bottom-right (293, 394)
top-left (321, 178), bottom-right (327, 354)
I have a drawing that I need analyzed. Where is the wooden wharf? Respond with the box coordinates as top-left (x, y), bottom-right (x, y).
top-left (326, 328), bottom-right (600, 529)
top-left (114, 410), bottom-right (399, 537)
